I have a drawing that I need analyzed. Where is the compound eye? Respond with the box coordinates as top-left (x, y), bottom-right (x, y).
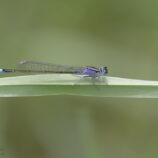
top-left (102, 66), bottom-right (108, 73)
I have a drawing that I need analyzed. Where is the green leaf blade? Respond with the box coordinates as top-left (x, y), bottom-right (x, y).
top-left (0, 74), bottom-right (158, 98)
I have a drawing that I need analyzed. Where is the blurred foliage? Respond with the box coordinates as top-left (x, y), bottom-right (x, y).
top-left (0, 0), bottom-right (158, 157)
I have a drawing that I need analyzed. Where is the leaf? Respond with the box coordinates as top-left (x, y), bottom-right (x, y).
top-left (0, 74), bottom-right (158, 98)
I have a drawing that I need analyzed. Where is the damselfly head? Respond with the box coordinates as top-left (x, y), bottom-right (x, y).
top-left (100, 66), bottom-right (108, 75)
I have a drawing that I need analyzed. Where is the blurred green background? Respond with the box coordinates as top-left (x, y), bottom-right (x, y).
top-left (1, 0), bottom-right (158, 158)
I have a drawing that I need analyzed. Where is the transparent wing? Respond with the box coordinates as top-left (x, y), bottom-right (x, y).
top-left (17, 60), bottom-right (84, 73)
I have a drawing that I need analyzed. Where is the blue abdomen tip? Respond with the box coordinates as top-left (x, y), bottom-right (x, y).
top-left (0, 69), bottom-right (4, 73)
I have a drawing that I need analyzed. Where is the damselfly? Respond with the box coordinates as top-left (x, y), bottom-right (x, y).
top-left (0, 60), bottom-right (108, 79)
